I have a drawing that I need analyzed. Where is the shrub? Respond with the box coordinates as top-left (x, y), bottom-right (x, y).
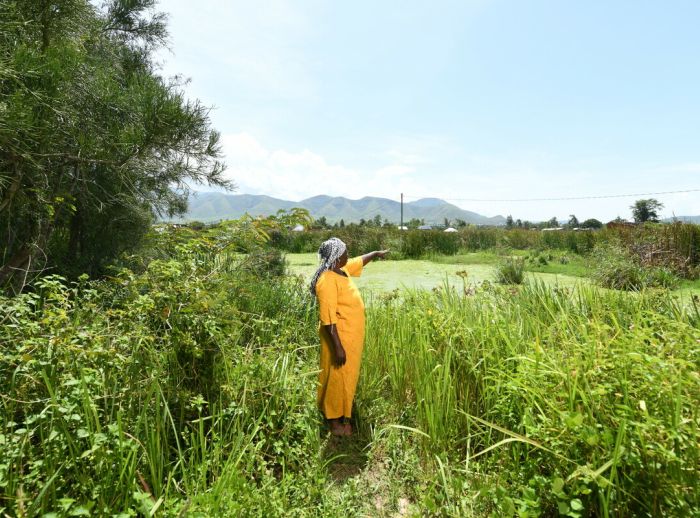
top-left (240, 248), bottom-right (287, 277)
top-left (495, 257), bottom-right (525, 284)
top-left (591, 243), bottom-right (679, 290)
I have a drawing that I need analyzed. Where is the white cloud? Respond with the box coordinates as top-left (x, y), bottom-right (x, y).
top-left (216, 133), bottom-right (424, 202)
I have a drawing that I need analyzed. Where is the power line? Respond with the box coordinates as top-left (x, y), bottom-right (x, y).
top-left (403, 188), bottom-right (700, 203)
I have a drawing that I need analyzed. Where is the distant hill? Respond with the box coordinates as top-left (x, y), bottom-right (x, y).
top-left (662, 215), bottom-right (700, 224)
top-left (173, 192), bottom-right (506, 226)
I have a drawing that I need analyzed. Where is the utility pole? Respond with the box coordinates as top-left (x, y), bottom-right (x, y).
top-left (400, 193), bottom-right (404, 230)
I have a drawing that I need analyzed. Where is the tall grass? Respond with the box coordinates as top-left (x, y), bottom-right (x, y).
top-left (2, 223), bottom-right (698, 516)
top-left (494, 256), bottom-right (525, 284)
top-left (0, 248), bottom-right (335, 515)
top-left (268, 223), bottom-right (700, 268)
top-left (360, 282), bottom-right (700, 516)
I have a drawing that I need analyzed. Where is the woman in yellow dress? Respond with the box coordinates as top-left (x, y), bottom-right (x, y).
top-left (310, 237), bottom-right (388, 436)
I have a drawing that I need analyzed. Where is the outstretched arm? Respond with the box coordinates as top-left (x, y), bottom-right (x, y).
top-left (361, 250), bottom-right (389, 266)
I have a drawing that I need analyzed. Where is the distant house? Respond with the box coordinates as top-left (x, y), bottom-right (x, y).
top-left (397, 225), bottom-right (408, 230)
top-left (541, 227), bottom-right (564, 232)
top-left (444, 227), bottom-right (458, 233)
top-left (291, 224), bottom-right (305, 232)
top-left (418, 225), bottom-right (433, 230)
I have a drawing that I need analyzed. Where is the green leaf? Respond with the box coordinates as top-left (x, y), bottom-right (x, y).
top-left (570, 498), bottom-right (583, 511)
top-left (551, 477), bottom-right (565, 496)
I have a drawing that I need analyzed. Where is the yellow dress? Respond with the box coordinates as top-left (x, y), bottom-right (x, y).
top-left (315, 256), bottom-right (365, 419)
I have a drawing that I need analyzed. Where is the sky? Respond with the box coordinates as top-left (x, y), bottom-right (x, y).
top-left (156, 0), bottom-right (700, 221)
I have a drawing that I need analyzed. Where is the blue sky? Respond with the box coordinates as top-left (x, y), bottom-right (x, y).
top-left (157, 0), bottom-right (699, 221)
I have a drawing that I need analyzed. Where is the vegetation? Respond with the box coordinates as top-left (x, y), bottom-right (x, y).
top-left (1, 4), bottom-right (698, 514)
top-left (591, 243), bottom-right (680, 290)
top-left (631, 199), bottom-right (664, 223)
top-left (269, 222), bottom-right (699, 276)
top-left (1, 222), bottom-right (698, 516)
top-left (494, 256), bottom-right (525, 285)
top-left (0, 0), bottom-right (228, 293)
top-left (362, 282), bottom-right (700, 516)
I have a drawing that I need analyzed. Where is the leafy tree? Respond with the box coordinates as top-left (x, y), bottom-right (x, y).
top-left (373, 214), bottom-right (382, 227)
top-left (407, 218), bottom-right (421, 228)
top-left (516, 219), bottom-right (523, 228)
top-left (505, 215), bottom-right (514, 229)
top-left (546, 217), bottom-right (559, 228)
top-left (313, 216), bottom-right (329, 229)
top-left (455, 218), bottom-right (467, 228)
top-left (339, 218), bottom-right (345, 228)
top-left (631, 199), bottom-right (664, 223)
top-left (581, 218), bottom-right (603, 229)
top-left (567, 215), bottom-right (579, 228)
top-left (0, 0), bottom-right (228, 291)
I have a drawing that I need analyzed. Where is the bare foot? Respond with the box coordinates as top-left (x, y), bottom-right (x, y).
top-left (330, 422), bottom-right (346, 436)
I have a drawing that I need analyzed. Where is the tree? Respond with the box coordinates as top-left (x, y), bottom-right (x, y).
top-left (455, 219), bottom-right (467, 228)
top-left (0, 0), bottom-right (228, 291)
top-left (313, 216), bottom-right (329, 229)
top-left (546, 217), bottom-right (559, 228)
top-left (567, 214), bottom-right (579, 228)
top-left (408, 218), bottom-right (421, 228)
top-left (373, 214), bottom-right (382, 227)
top-left (516, 219), bottom-right (523, 228)
top-left (339, 219), bottom-right (345, 228)
top-left (505, 215), bottom-right (514, 229)
top-left (631, 199), bottom-right (664, 223)
top-left (443, 217), bottom-right (451, 228)
top-left (581, 218), bottom-right (603, 229)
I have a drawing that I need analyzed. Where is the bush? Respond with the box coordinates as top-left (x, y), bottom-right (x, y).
top-left (240, 248), bottom-right (287, 277)
top-left (495, 257), bottom-right (525, 284)
top-left (591, 243), bottom-right (679, 290)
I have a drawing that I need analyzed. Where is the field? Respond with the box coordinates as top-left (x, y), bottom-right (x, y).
top-left (1, 224), bottom-right (699, 517)
top-left (288, 252), bottom-right (700, 298)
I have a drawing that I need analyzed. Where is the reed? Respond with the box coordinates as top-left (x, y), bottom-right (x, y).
top-left (360, 282), bottom-right (700, 516)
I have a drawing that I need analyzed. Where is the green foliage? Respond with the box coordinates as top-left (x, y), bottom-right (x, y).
top-left (631, 198), bottom-right (664, 223)
top-left (494, 256), bottom-right (525, 284)
top-left (0, 0), bottom-right (228, 291)
top-left (592, 243), bottom-right (680, 290)
top-left (362, 283), bottom-right (700, 516)
top-left (2, 219), bottom-right (699, 516)
top-left (0, 229), bottom-right (323, 515)
top-left (581, 218), bottom-right (603, 229)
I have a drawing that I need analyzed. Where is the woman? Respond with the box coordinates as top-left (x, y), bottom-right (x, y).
top-left (310, 237), bottom-right (389, 436)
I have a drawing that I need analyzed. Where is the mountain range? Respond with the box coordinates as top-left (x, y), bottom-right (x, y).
top-left (173, 192), bottom-right (507, 226)
top-left (662, 216), bottom-right (700, 224)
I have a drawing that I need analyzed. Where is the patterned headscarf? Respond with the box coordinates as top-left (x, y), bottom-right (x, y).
top-left (309, 237), bottom-right (347, 297)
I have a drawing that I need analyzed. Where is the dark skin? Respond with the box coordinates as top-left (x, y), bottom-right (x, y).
top-left (323, 249), bottom-right (389, 436)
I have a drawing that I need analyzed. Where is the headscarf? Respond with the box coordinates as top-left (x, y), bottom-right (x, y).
top-left (309, 237), bottom-right (347, 297)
